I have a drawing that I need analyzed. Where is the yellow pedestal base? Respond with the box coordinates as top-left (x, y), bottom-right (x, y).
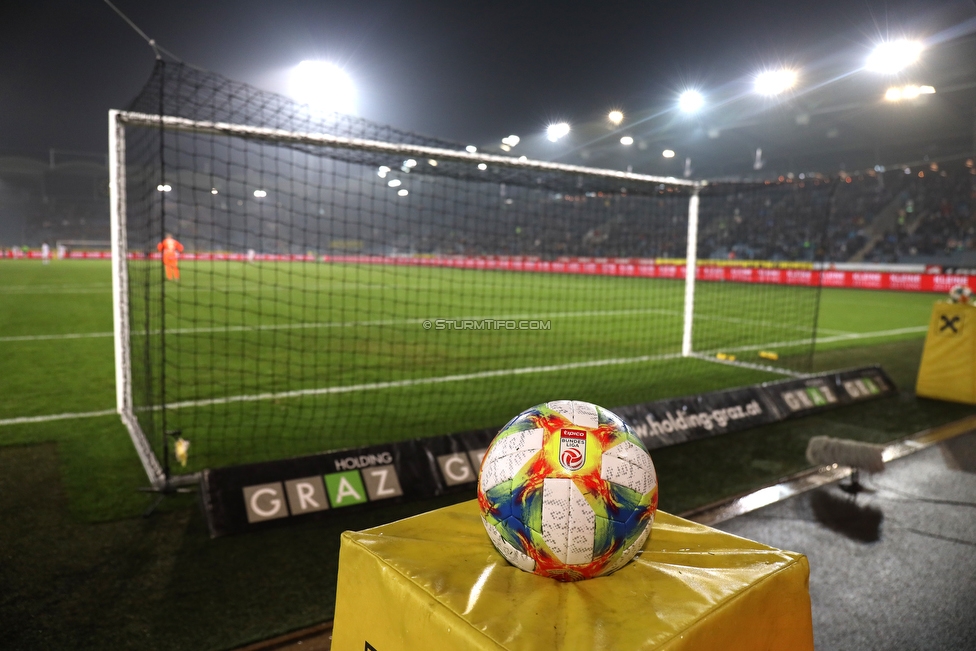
top-left (332, 500), bottom-right (813, 651)
top-left (916, 302), bottom-right (976, 405)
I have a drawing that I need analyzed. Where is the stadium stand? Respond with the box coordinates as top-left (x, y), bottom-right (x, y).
top-left (2, 145), bottom-right (972, 265)
top-left (0, 151), bottom-right (109, 247)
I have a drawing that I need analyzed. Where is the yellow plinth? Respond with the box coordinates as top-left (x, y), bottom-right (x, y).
top-left (916, 302), bottom-right (976, 404)
top-left (332, 500), bottom-right (813, 651)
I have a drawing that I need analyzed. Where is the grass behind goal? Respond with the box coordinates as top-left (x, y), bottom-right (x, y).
top-left (0, 259), bottom-right (947, 506)
top-left (130, 260), bottom-right (825, 473)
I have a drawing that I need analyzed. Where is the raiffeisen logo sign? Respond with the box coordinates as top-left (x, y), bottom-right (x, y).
top-left (242, 464), bottom-right (404, 524)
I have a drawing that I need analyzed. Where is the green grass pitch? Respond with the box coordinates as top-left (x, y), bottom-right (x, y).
top-left (0, 258), bottom-right (945, 480)
top-left (3, 259), bottom-right (975, 649)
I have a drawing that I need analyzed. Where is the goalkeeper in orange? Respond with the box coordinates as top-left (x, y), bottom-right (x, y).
top-left (157, 233), bottom-right (184, 281)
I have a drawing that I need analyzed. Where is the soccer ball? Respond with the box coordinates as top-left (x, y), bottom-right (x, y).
top-left (948, 284), bottom-right (973, 304)
top-left (478, 400), bottom-right (657, 581)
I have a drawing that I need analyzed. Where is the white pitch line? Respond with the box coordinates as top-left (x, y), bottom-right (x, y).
top-left (708, 325), bottom-right (929, 355)
top-left (0, 352), bottom-right (685, 427)
top-left (0, 332), bottom-right (116, 342)
top-left (816, 325), bottom-right (929, 341)
top-left (689, 353), bottom-right (809, 378)
top-left (164, 352), bottom-right (687, 410)
top-left (692, 311), bottom-right (848, 335)
top-left (0, 324), bottom-right (929, 427)
top-left (0, 409), bottom-right (116, 427)
top-left (0, 288), bottom-right (111, 296)
top-left (0, 283), bottom-right (112, 291)
top-left (0, 282), bottom-right (398, 295)
top-left (0, 304), bottom-right (846, 343)
top-left (1, 307), bottom-right (673, 343)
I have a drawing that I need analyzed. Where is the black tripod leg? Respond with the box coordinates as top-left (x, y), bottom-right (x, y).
top-left (143, 492), bottom-right (167, 518)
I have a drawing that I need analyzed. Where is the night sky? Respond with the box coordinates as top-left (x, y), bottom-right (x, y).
top-left (1, 0), bottom-right (973, 160)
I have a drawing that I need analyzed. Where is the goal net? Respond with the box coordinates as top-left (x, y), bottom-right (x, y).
top-left (111, 62), bottom-right (830, 486)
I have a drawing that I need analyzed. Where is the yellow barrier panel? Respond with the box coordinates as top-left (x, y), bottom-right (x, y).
top-left (916, 302), bottom-right (976, 405)
top-left (333, 500), bottom-right (813, 651)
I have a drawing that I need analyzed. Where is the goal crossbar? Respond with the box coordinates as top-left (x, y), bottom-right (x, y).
top-left (115, 111), bottom-right (700, 188)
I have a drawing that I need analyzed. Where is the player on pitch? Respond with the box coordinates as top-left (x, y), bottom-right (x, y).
top-left (157, 233), bottom-right (184, 281)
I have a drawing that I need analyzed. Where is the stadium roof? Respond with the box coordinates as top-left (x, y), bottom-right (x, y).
top-left (1, 0), bottom-right (975, 183)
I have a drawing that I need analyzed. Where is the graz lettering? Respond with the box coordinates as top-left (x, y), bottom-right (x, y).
top-left (242, 463), bottom-right (403, 524)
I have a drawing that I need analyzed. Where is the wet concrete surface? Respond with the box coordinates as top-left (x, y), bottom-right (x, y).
top-left (717, 431), bottom-right (976, 650)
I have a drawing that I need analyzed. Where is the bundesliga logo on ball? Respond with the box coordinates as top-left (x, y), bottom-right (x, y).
top-left (478, 400), bottom-right (658, 581)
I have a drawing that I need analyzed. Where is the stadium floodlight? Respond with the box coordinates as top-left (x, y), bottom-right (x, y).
top-left (156, 184), bottom-right (172, 192)
top-left (289, 60), bottom-right (356, 114)
top-left (388, 179), bottom-right (401, 187)
top-left (865, 40), bottom-right (922, 74)
top-left (677, 90), bottom-right (704, 113)
top-left (547, 122), bottom-right (570, 142)
top-left (662, 149), bottom-right (675, 158)
top-left (607, 110), bottom-right (624, 125)
top-left (620, 136), bottom-right (634, 146)
top-left (754, 69), bottom-right (797, 96)
top-left (210, 188), bottom-right (219, 195)
top-left (397, 188), bottom-right (409, 196)
top-left (465, 145), bottom-right (477, 153)
top-left (884, 84), bottom-right (935, 101)
top-left (253, 189), bottom-right (267, 198)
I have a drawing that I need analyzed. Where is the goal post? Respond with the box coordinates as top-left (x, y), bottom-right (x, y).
top-left (109, 108), bottom-right (166, 488)
top-left (681, 187), bottom-right (701, 357)
top-left (109, 62), bottom-right (828, 486)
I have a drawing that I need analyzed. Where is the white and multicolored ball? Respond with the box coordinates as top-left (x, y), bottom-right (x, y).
top-left (477, 400), bottom-right (657, 581)
top-left (948, 284), bottom-right (973, 304)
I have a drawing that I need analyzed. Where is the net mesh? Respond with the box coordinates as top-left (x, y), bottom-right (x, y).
top-left (121, 61), bottom-right (829, 475)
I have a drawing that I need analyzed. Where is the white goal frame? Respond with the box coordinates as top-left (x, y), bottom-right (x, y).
top-left (108, 109), bottom-right (704, 486)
